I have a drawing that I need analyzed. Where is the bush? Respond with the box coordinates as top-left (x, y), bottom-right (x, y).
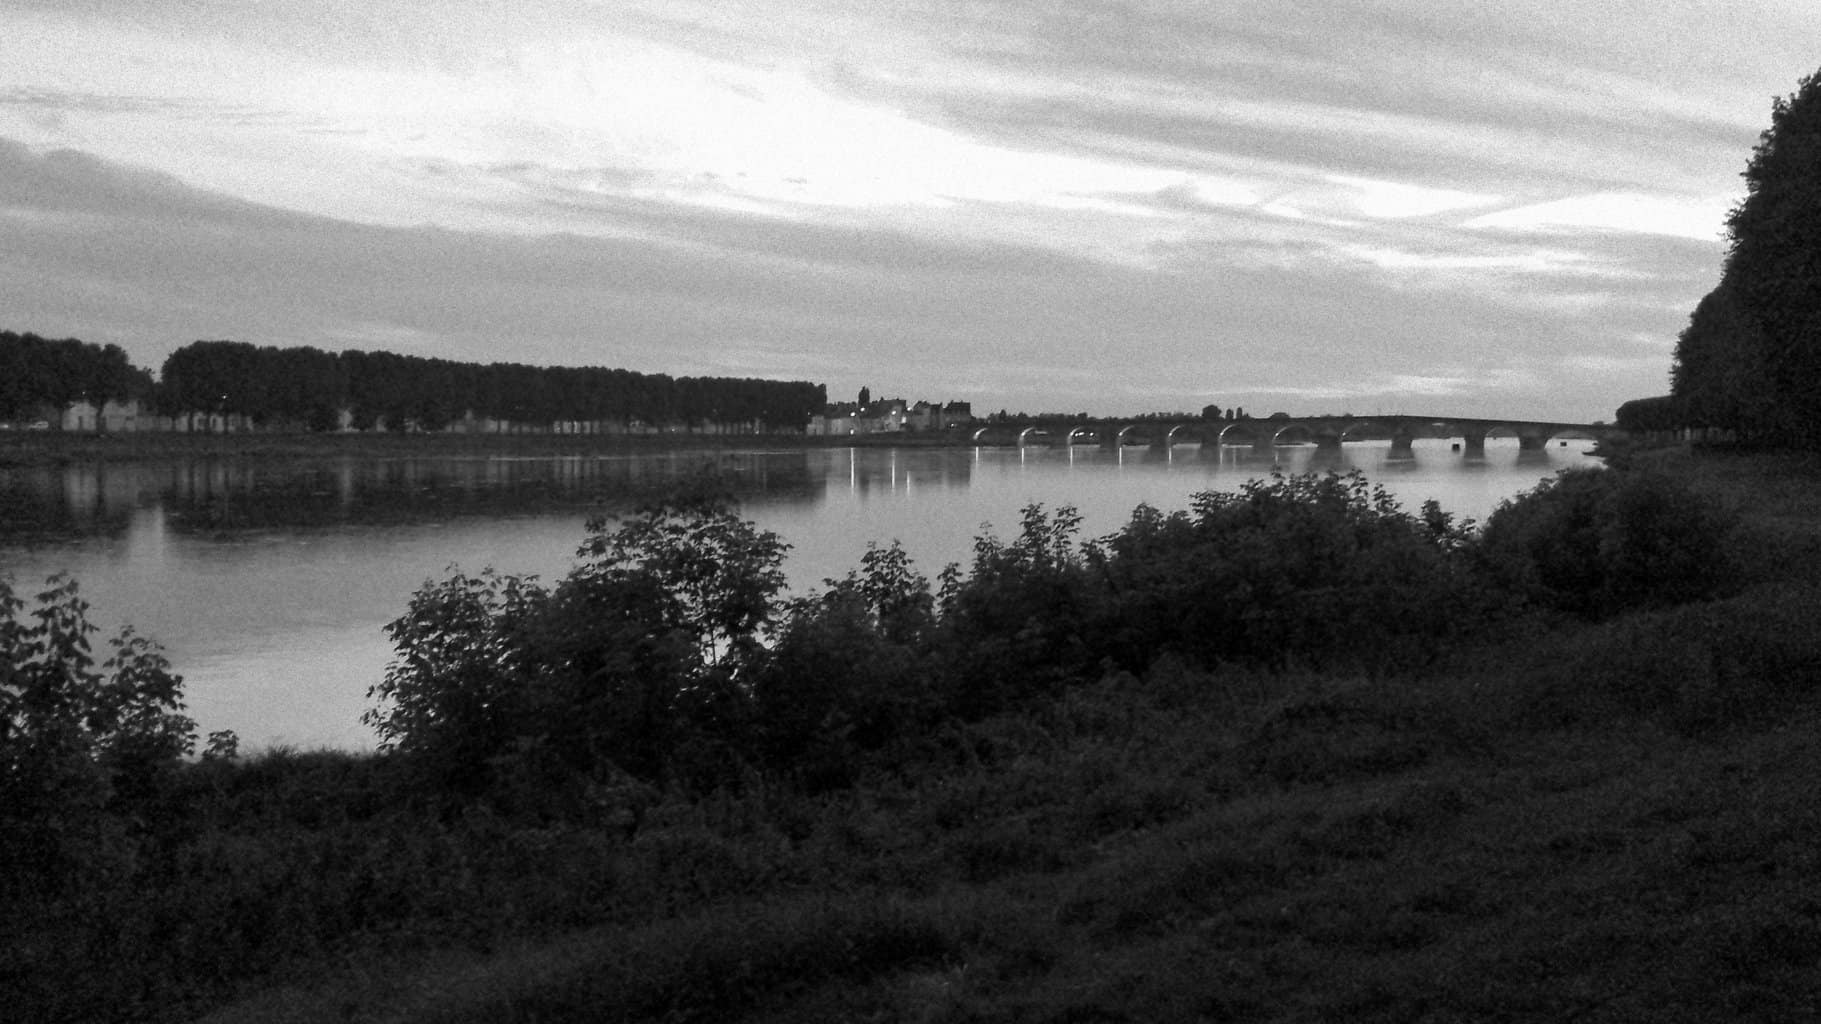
top-left (365, 482), bottom-right (788, 799)
top-left (752, 542), bottom-right (941, 789)
top-left (935, 504), bottom-right (1100, 716)
top-left (1088, 473), bottom-right (1485, 674)
top-left (1475, 468), bottom-right (1741, 619)
top-left (1528, 582), bottom-right (1821, 734)
top-left (1, 573), bottom-right (196, 894)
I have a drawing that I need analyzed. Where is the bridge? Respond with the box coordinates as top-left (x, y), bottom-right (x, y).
top-left (969, 414), bottom-right (1620, 455)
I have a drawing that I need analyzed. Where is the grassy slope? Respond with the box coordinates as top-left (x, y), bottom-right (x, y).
top-left (187, 447), bottom-right (1821, 1023)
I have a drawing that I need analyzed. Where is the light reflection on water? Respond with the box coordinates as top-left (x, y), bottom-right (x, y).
top-left (0, 439), bottom-right (1597, 750)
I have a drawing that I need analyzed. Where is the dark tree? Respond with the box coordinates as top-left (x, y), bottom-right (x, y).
top-left (0, 331), bottom-right (154, 422)
top-left (1675, 69), bottom-right (1821, 442)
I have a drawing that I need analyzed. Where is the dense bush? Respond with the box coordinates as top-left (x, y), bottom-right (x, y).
top-left (1507, 581), bottom-right (1821, 735)
top-left (370, 468), bottom-right (1751, 800)
top-left (1088, 472), bottom-right (1485, 674)
top-left (753, 542), bottom-right (941, 790)
top-left (1475, 468), bottom-right (1741, 619)
top-left (935, 503), bottom-right (1100, 717)
top-left (0, 573), bottom-right (197, 894)
top-left (365, 482), bottom-right (788, 802)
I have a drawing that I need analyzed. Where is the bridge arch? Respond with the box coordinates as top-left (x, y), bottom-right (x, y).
top-left (1163, 423), bottom-right (1202, 447)
top-left (1270, 422), bottom-right (1315, 446)
top-left (1216, 422), bottom-right (1270, 446)
top-left (1334, 419), bottom-right (1389, 443)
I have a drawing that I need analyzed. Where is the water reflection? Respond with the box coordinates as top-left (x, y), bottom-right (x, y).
top-left (0, 452), bottom-right (823, 539)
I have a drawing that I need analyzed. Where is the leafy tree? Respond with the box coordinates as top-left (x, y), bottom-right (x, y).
top-left (573, 485), bottom-right (790, 671)
top-left (1615, 395), bottom-right (1685, 433)
top-left (366, 481), bottom-right (788, 795)
top-left (936, 503), bottom-right (1097, 716)
top-left (1671, 284), bottom-right (1774, 435)
top-left (1726, 70), bottom-right (1821, 432)
top-left (1, 574), bottom-right (196, 890)
top-left (0, 330), bottom-right (154, 421)
top-left (362, 568), bottom-right (548, 791)
top-left (1673, 69), bottom-right (1821, 441)
top-left (752, 542), bottom-right (939, 787)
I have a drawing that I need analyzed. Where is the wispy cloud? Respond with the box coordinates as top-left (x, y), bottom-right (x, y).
top-left (0, 0), bottom-right (1811, 419)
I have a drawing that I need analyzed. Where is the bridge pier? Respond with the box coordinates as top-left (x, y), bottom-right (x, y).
top-left (1518, 433), bottom-right (1547, 451)
top-left (1461, 431), bottom-right (1486, 456)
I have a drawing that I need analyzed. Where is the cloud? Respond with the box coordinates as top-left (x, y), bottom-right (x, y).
top-left (2, 0), bottom-right (1806, 422)
top-left (1465, 192), bottom-right (1733, 241)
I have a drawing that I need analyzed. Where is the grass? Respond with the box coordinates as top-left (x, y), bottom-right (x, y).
top-left (16, 443), bottom-right (1821, 1023)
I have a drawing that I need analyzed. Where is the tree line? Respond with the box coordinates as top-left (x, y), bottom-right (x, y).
top-left (159, 341), bottom-right (826, 432)
top-left (1657, 68), bottom-right (1821, 443)
top-left (1, 333), bottom-right (827, 432)
top-left (0, 330), bottom-right (154, 421)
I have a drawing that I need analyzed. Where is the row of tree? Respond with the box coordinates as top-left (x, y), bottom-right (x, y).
top-left (158, 341), bottom-right (827, 432)
top-left (0, 331), bottom-right (154, 421)
top-left (1669, 69), bottom-right (1821, 442)
top-left (0, 332), bottom-right (828, 432)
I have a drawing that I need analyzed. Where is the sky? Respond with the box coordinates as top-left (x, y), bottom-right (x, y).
top-left (0, 1), bottom-right (1814, 422)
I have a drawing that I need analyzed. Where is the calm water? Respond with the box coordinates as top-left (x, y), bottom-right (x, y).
top-left (0, 439), bottom-right (1597, 750)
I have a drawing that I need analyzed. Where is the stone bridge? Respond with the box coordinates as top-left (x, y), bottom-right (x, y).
top-left (969, 415), bottom-right (1620, 455)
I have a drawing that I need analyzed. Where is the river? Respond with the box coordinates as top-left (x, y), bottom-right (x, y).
top-left (0, 438), bottom-right (1597, 750)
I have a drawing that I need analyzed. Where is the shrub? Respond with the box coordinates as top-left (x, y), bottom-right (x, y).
top-left (1475, 467), bottom-right (1741, 619)
top-left (935, 504), bottom-right (1099, 716)
top-left (752, 543), bottom-right (941, 789)
top-left (1088, 472), bottom-right (1485, 674)
top-left (365, 482), bottom-right (788, 798)
top-left (1, 573), bottom-right (196, 894)
top-left (1531, 582), bottom-right (1821, 734)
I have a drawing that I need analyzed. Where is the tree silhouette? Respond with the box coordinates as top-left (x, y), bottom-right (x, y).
top-left (1674, 69), bottom-right (1821, 442)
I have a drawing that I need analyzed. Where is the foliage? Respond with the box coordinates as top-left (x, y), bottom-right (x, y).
top-left (1615, 394), bottom-right (1685, 433)
top-left (0, 329), bottom-right (154, 421)
top-left (1672, 69), bottom-right (1821, 442)
top-left (362, 567), bottom-right (550, 792)
top-left (0, 573), bottom-right (196, 890)
top-left (573, 487), bottom-right (790, 670)
top-left (365, 482), bottom-right (788, 797)
top-left (1475, 467), bottom-right (1741, 618)
top-left (15, 452), bottom-right (1821, 1023)
top-left (752, 542), bottom-right (940, 788)
top-left (1722, 69), bottom-right (1821, 439)
top-left (1670, 284), bottom-right (1777, 436)
top-left (1089, 472), bottom-right (1483, 674)
top-left (1515, 582), bottom-right (1821, 736)
top-left (158, 339), bottom-right (827, 431)
top-left (936, 503), bottom-right (1098, 716)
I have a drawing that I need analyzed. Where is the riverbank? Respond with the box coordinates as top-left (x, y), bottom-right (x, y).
top-left (10, 444), bottom-right (1821, 1023)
